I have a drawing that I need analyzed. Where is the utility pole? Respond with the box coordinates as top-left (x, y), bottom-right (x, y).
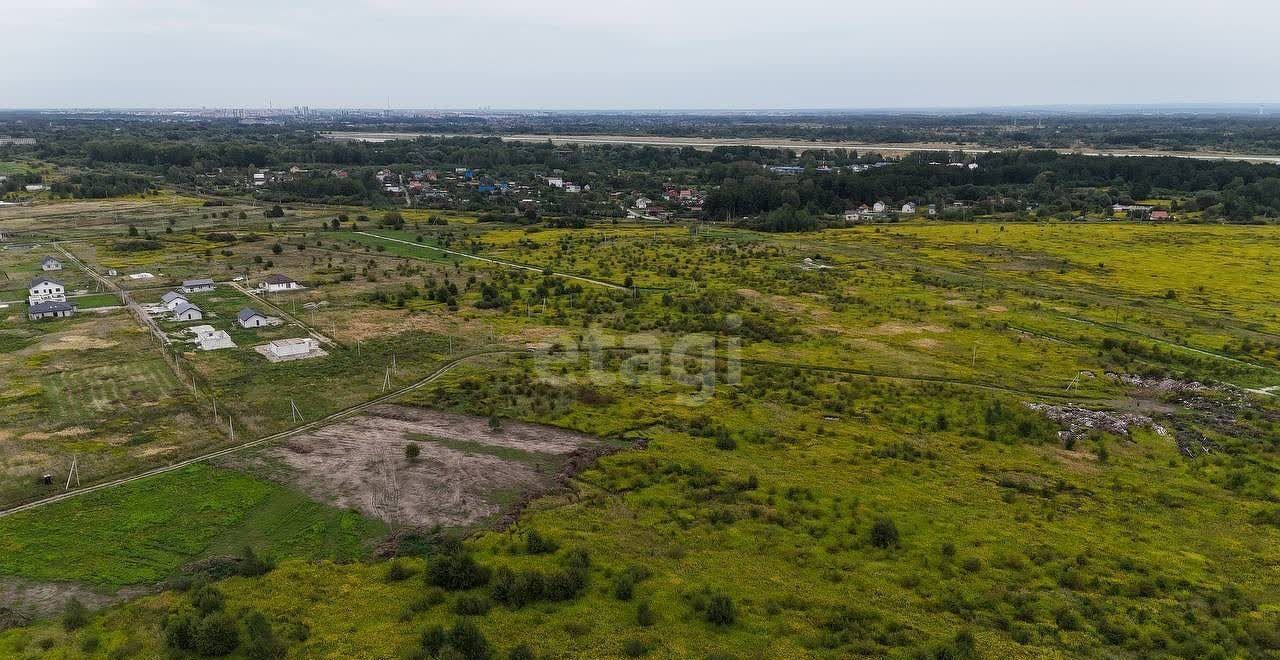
top-left (65, 454), bottom-right (81, 490)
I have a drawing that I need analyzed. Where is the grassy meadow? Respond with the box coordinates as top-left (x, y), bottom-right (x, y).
top-left (0, 205), bottom-right (1278, 659)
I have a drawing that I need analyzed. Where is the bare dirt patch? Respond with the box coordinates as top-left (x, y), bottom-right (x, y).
top-left (228, 405), bottom-right (607, 529)
top-left (910, 338), bottom-right (942, 350)
top-left (0, 577), bottom-right (153, 622)
top-left (40, 335), bottom-right (119, 351)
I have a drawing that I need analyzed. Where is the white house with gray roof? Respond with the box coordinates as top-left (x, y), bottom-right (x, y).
top-left (40, 256), bottom-right (63, 271)
top-left (161, 291), bottom-right (191, 311)
top-left (237, 307), bottom-right (269, 328)
top-left (180, 278), bottom-right (215, 293)
top-left (261, 274), bottom-right (302, 293)
top-left (172, 302), bottom-right (204, 322)
top-left (28, 300), bottom-right (75, 320)
top-left (28, 276), bottom-right (66, 305)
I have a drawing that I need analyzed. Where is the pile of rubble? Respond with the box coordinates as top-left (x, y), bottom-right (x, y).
top-left (1106, 372), bottom-right (1207, 393)
top-left (1023, 402), bottom-right (1169, 443)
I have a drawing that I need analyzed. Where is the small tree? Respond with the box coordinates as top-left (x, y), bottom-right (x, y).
top-left (870, 517), bottom-right (900, 549)
top-left (193, 612), bottom-right (240, 656)
top-left (705, 593), bottom-right (736, 626)
top-left (241, 610), bottom-right (283, 660)
top-left (405, 442), bottom-right (421, 462)
top-left (636, 600), bottom-right (656, 627)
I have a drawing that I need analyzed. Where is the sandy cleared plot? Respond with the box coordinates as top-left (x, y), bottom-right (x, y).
top-left (236, 405), bottom-right (601, 528)
top-left (0, 577), bottom-right (152, 620)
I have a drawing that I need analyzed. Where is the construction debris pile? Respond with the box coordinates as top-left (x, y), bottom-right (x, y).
top-left (1106, 372), bottom-right (1206, 393)
top-left (1023, 402), bottom-right (1168, 443)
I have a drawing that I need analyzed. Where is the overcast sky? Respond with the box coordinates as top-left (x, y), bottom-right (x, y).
top-left (2, 0), bottom-right (1277, 109)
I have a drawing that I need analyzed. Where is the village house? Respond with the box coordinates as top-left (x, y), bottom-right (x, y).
top-left (1150, 210), bottom-right (1173, 221)
top-left (262, 274), bottom-right (302, 293)
top-left (267, 337), bottom-right (318, 358)
top-left (28, 300), bottom-right (75, 321)
top-left (189, 325), bottom-right (235, 351)
top-left (255, 337), bottom-right (326, 362)
top-left (546, 176), bottom-right (564, 188)
top-left (40, 256), bottom-right (62, 271)
top-left (873, 201), bottom-right (887, 213)
top-left (161, 291), bottom-right (190, 311)
top-left (1112, 204), bottom-right (1154, 214)
top-left (634, 196), bottom-right (652, 209)
top-left (172, 302), bottom-right (204, 321)
top-left (237, 307), bottom-right (269, 328)
top-left (901, 202), bottom-right (917, 214)
top-left (28, 276), bottom-right (66, 305)
top-left (180, 278), bottom-right (215, 293)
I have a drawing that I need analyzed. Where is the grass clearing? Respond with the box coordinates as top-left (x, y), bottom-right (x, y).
top-left (0, 463), bottom-right (383, 591)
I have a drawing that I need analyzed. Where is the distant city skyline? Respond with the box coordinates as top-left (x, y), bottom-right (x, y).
top-left (3, 0), bottom-right (1278, 109)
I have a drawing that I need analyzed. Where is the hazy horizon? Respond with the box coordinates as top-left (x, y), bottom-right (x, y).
top-left (3, 0), bottom-right (1279, 109)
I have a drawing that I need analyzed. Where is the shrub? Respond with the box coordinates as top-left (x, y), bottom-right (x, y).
top-left (164, 612), bottom-right (199, 651)
top-left (61, 597), bottom-right (89, 631)
top-left (242, 611), bottom-right (284, 660)
top-left (870, 518), bottom-right (900, 549)
top-left (544, 566), bottom-right (587, 601)
top-left (454, 595), bottom-right (492, 616)
top-left (191, 585), bottom-right (225, 615)
top-left (193, 612), bottom-right (241, 656)
top-left (507, 644), bottom-right (534, 660)
top-left (623, 638), bottom-right (648, 657)
top-left (705, 594), bottom-right (736, 626)
top-left (80, 634), bottom-right (101, 653)
top-left (420, 620), bottom-right (491, 660)
top-left (524, 530), bottom-right (558, 554)
top-left (636, 600), bottom-right (656, 627)
top-left (238, 545), bottom-right (274, 577)
top-left (491, 566), bottom-right (546, 608)
top-left (386, 560), bottom-right (415, 582)
top-left (613, 565), bottom-right (651, 601)
top-left (428, 551), bottom-right (491, 591)
top-left (405, 443), bottom-right (422, 461)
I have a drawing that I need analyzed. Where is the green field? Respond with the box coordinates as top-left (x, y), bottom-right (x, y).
top-left (0, 463), bottom-right (383, 591)
top-left (2, 213), bottom-right (1279, 659)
